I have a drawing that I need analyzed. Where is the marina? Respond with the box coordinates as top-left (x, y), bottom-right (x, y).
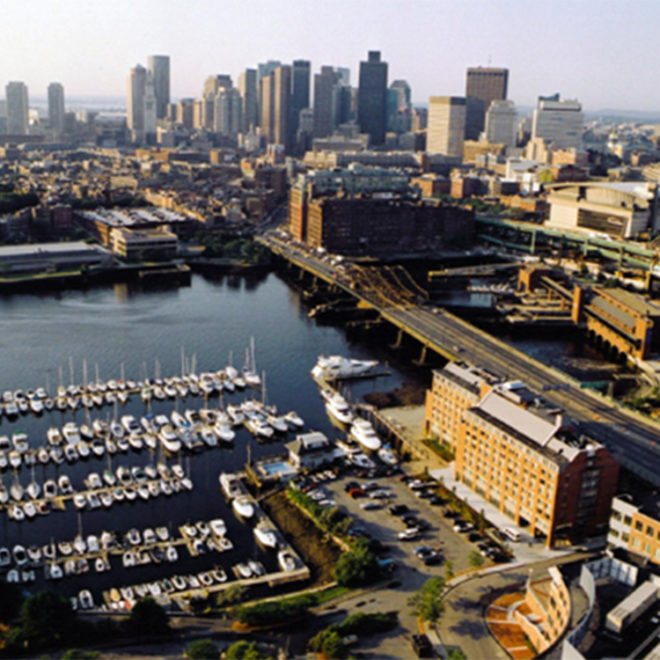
top-left (0, 274), bottom-right (415, 610)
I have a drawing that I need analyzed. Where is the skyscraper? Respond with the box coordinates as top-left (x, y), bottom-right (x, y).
top-left (257, 60), bottom-right (281, 87)
top-left (214, 87), bottom-right (242, 138)
top-left (485, 99), bottom-right (517, 147)
top-left (127, 64), bottom-right (147, 142)
top-left (358, 51), bottom-right (388, 146)
top-left (5, 81), bottom-right (29, 135)
top-left (144, 72), bottom-right (157, 140)
top-left (313, 66), bottom-right (341, 138)
top-left (465, 67), bottom-right (508, 140)
top-left (291, 60), bottom-right (310, 137)
top-left (260, 73), bottom-right (274, 142)
top-left (273, 65), bottom-right (292, 152)
top-left (147, 55), bottom-right (170, 120)
top-left (238, 68), bottom-right (258, 132)
top-left (427, 96), bottom-right (466, 158)
top-left (390, 79), bottom-right (411, 111)
top-left (532, 94), bottom-right (583, 150)
top-left (203, 75), bottom-right (232, 129)
top-left (47, 82), bottom-right (65, 136)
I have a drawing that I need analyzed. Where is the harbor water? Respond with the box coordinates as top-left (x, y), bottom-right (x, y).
top-left (0, 273), bottom-right (415, 603)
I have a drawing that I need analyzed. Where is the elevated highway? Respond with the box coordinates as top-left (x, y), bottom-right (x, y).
top-left (259, 234), bottom-right (660, 485)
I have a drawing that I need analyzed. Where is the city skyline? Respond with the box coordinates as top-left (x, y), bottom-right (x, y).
top-left (2, 0), bottom-right (659, 112)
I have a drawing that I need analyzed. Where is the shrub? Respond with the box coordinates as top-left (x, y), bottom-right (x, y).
top-left (185, 638), bottom-right (220, 659)
top-left (333, 538), bottom-right (380, 587)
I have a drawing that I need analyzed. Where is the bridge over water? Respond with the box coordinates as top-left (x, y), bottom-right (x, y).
top-left (259, 233), bottom-right (660, 486)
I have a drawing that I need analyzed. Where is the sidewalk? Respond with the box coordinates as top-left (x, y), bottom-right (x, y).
top-left (430, 464), bottom-right (574, 564)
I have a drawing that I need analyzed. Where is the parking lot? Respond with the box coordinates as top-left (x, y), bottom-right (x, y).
top-left (302, 469), bottom-right (507, 576)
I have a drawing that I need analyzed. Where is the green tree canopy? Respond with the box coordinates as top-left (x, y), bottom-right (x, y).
top-left (185, 638), bottom-right (220, 659)
top-left (20, 590), bottom-right (77, 650)
top-left (125, 597), bottom-right (170, 636)
top-left (225, 639), bottom-right (272, 660)
top-left (408, 576), bottom-right (446, 624)
top-left (333, 537), bottom-right (380, 587)
top-left (469, 550), bottom-right (485, 568)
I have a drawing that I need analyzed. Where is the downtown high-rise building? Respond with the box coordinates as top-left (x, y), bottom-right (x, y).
top-left (203, 74), bottom-right (232, 130)
top-left (127, 64), bottom-right (147, 142)
top-left (273, 65), bottom-right (292, 152)
top-left (485, 99), bottom-right (517, 147)
top-left (47, 82), bottom-right (65, 136)
top-left (5, 81), bottom-right (29, 135)
top-left (313, 66), bottom-right (341, 138)
top-left (147, 55), bottom-right (170, 120)
top-left (532, 94), bottom-right (583, 150)
top-left (358, 51), bottom-right (388, 145)
top-left (427, 96), bottom-right (466, 158)
top-left (465, 66), bottom-right (508, 140)
top-left (291, 60), bottom-right (310, 137)
top-left (260, 72), bottom-right (274, 142)
top-left (238, 68), bottom-right (258, 132)
top-left (214, 87), bottom-right (242, 138)
top-left (143, 72), bottom-right (157, 138)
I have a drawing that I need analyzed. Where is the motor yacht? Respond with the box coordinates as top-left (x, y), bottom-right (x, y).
top-left (311, 355), bottom-right (378, 381)
top-left (350, 417), bottom-right (382, 452)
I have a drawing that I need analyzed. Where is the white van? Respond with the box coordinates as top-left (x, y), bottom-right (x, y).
top-left (503, 527), bottom-right (521, 542)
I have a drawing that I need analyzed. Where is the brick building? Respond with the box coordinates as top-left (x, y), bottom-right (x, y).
top-left (425, 363), bottom-right (619, 546)
top-left (302, 197), bottom-right (474, 255)
top-left (608, 493), bottom-right (660, 566)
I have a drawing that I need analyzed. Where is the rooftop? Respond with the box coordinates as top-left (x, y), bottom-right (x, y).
top-left (595, 287), bottom-right (660, 319)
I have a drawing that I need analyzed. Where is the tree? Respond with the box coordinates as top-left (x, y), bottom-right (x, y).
top-left (468, 550), bottom-right (485, 568)
top-left (125, 597), bottom-right (170, 636)
top-left (61, 650), bottom-right (102, 660)
top-left (319, 630), bottom-right (348, 659)
top-left (217, 583), bottom-right (247, 607)
top-left (444, 560), bottom-right (454, 581)
top-left (225, 640), bottom-right (272, 660)
top-left (408, 576), bottom-right (446, 625)
top-left (333, 537), bottom-right (380, 587)
top-left (20, 590), bottom-right (77, 650)
top-left (185, 638), bottom-right (220, 659)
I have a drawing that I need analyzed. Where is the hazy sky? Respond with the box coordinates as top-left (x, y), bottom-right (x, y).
top-left (3, 0), bottom-right (659, 111)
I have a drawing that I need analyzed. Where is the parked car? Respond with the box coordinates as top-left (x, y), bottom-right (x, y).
top-left (389, 504), bottom-right (409, 516)
top-left (453, 521), bottom-right (474, 533)
top-left (362, 481), bottom-right (381, 492)
top-left (398, 528), bottom-right (421, 541)
top-left (411, 633), bottom-right (434, 658)
top-left (360, 500), bottom-right (382, 511)
top-left (344, 480), bottom-right (360, 493)
top-left (349, 487), bottom-right (366, 498)
top-left (369, 489), bottom-right (391, 499)
top-left (429, 495), bottom-right (445, 506)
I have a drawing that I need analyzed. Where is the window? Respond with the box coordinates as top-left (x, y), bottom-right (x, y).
top-left (635, 520), bottom-right (643, 531)
top-left (624, 515), bottom-right (632, 525)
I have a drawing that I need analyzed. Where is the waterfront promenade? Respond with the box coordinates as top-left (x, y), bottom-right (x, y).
top-left (260, 234), bottom-right (660, 485)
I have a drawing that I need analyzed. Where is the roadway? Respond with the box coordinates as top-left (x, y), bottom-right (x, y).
top-left (259, 234), bottom-right (660, 485)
